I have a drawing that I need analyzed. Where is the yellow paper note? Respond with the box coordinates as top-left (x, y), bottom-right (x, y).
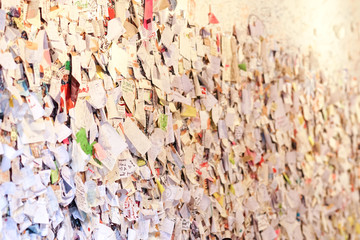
top-left (181, 104), bottom-right (197, 117)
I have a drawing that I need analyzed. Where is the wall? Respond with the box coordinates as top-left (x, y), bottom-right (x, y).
top-left (191, 0), bottom-right (360, 75)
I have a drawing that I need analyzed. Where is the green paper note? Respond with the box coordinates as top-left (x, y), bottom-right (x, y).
top-left (65, 60), bottom-right (71, 71)
top-left (51, 167), bottom-right (59, 184)
top-left (158, 114), bottom-right (168, 131)
top-left (238, 63), bottom-right (247, 71)
top-left (76, 128), bottom-right (96, 155)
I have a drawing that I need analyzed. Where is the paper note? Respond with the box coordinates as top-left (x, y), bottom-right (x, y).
top-left (144, 0), bottom-right (153, 30)
top-left (123, 118), bottom-right (151, 155)
top-left (98, 122), bottom-right (127, 170)
top-left (107, 18), bottom-right (126, 41)
top-left (26, 94), bottom-right (45, 120)
top-left (88, 80), bottom-right (107, 109)
top-left (0, 10), bottom-right (6, 32)
top-left (121, 79), bottom-right (136, 113)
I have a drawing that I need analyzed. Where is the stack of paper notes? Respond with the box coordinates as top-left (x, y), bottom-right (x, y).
top-left (0, 0), bottom-right (358, 239)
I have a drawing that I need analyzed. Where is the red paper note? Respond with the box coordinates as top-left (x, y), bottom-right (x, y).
top-left (208, 12), bottom-right (219, 24)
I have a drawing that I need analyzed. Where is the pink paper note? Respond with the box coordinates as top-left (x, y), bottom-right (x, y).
top-left (144, 0), bottom-right (153, 30)
top-left (93, 143), bottom-right (107, 161)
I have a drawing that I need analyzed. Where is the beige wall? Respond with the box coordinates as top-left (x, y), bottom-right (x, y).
top-left (180, 0), bottom-right (360, 75)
